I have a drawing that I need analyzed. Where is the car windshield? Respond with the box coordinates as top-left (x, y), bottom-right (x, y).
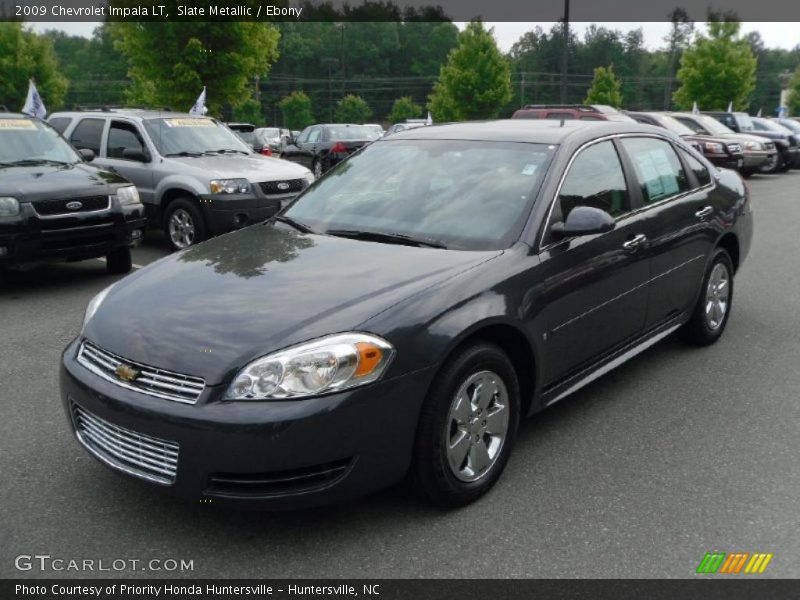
top-left (658, 115), bottom-right (696, 136)
top-left (326, 125), bottom-right (381, 140)
top-left (143, 117), bottom-right (252, 155)
top-left (696, 115), bottom-right (735, 135)
top-left (735, 114), bottom-right (755, 131)
top-left (0, 117), bottom-right (81, 165)
top-left (776, 119), bottom-right (800, 134)
top-left (258, 128), bottom-right (281, 139)
top-left (284, 139), bottom-right (554, 251)
top-left (755, 118), bottom-right (792, 134)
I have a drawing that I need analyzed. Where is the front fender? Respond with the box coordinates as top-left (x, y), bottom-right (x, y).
top-left (154, 175), bottom-right (207, 206)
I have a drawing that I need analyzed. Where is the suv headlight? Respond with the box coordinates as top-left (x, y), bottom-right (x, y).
top-left (704, 142), bottom-right (725, 153)
top-left (744, 141), bottom-right (763, 151)
top-left (225, 333), bottom-right (395, 400)
top-left (115, 185), bottom-right (140, 206)
top-left (209, 178), bottom-right (251, 194)
top-left (82, 284), bottom-right (114, 330)
top-left (0, 197), bottom-right (20, 217)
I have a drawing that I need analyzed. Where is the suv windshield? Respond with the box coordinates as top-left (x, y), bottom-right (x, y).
top-left (284, 139), bottom-right (554, 250)
top-left (696, 115), bottom-right (735, 135)
top-left (143, 117), bottom-right (252, 156)
top-left (735, 113), bottom-right (755, 131)
top-left (0, 117), bottom-right (81, 166)
top-left (658, 115), bottom-right (696, 137)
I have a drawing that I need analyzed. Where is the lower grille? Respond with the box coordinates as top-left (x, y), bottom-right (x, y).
top-left (258, 179), bottom-right (306, 195)
top-left (206, 458), bottom-right (353, 498)
top-left (71, 403), bottom-right (179, 485)
top-left (32, 195), bottom-right (110, 217)
top-left (727, 143), bottom-right (742, 154)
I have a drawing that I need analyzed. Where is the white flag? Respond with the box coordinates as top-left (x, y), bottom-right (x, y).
top-left (21, 80), bottom-right (47, 119)
top-left (778, 106), bottom-right (788, 119)
top-left (426, 111), bottom-right (433, 126)
top-left (691, 101), bottom-right (699, 115)
top-left (756, 108), bottom-right (762, 117)
top-left (726, 101), bottom-right (733, 113)
top-left (190, 87), bottom-right (208, 116)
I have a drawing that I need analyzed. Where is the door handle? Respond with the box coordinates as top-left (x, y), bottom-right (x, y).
top-left (622, 234), bottom-right (648, 252)
top-left (695, 206), bottom-right (713, 219)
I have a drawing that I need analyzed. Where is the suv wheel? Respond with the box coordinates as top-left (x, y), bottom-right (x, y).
top-left (164, 198), bottom-right (206, 251)
top-left (760, 152), bottom-right (782, 174)
top-left (105, 247), bottom-right (132, 275)
top-left (412, 342), bottom-right (520, 507)
top-left (679, 248), bottom-right (734, 346)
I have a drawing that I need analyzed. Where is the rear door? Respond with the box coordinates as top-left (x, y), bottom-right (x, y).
top-left (617, 137), bottom-right (716, 330)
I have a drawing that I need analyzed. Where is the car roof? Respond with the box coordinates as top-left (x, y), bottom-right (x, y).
top-left (0, 112), bottom-right (37, 119)
top-left (49, 108), bottom-right (206, 121)
top-left (381, 119), bottom-right (669, 145)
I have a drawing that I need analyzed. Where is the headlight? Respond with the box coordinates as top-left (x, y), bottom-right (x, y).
top-left (0, 197), bottom-right (20, 217)
top-left (225, 333), bottom-right (395, 400)
top-left (704, 142), bottom-right (725, 154)
top-left (115, 185), bottom-right (140, 206)
top-left (82, 285), bottom-right (114, 330)
top-left (303, 171), bottom-right (315, 187)
top-left (209, 178), bottom-right (251, 194)
top-left (744, 141), bottom-right (763, 151)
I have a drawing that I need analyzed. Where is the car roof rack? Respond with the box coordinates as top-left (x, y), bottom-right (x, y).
top-left (521, 104), bottom-right (601, 112)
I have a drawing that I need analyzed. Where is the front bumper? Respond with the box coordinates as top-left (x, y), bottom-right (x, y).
top-left (704, 153), bottom-right (744, 170)
top-left (60, 338), bottom-right (433, 509)
top-left (198, 193), bottom-right (297, 235)
top-left (741, 150), bottom-right (773, 170)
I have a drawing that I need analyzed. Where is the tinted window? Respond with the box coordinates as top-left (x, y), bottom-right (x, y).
top-left (296, 127), bottom-right (311, 143)
top-left (621, 138), bottom-right (689, 205)
top-left (557, 141), bottom-right (630, 221)
top-left (48, 117), bottom-right (71, 134)
top-left (673, 116), bottom-right (704, 133)
top-left (681, 150), bottom-right (712, 187)
top-left (70, 118), bottom-right (105, 154)
top-left (107, 121), bottom-right (146, 159)
top-left (307, 128), bottom-right (321, 143)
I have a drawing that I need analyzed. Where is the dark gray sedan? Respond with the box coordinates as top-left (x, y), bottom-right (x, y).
top-left (61, 120), bottom-right (752, 508)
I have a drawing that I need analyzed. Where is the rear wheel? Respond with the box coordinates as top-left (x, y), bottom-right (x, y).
top-left (412, 342), bottom-right (520, 507)
top-left (760, 152), bottom-right (782, 174)
top-left (679, 248), bottom-right (734, 346)
top-left (164, 198), bottom-right (206, 251)
top-left (105, 246), bottom-right (132, 275)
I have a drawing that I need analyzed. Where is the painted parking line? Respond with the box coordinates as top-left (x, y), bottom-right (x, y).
top-left (95, 258), bottom-right (145, 270)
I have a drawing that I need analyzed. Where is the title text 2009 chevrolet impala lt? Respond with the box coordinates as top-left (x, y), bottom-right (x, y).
top-left (61, 120), bottom-right (752, 508)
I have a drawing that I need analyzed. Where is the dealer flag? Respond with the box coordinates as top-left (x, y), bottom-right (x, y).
top-left (756, 108), bottom-right (762, 117)
top-left (692, 101), bottom-right (699, 114)
top-left (727, 101), bottom-right (733, 113)
top-left (426, 111), bottom-right (433, 126)
top-left (190, 87), bottom-right (208, 116)
top-left (21, 80), bottom-right (46, 119)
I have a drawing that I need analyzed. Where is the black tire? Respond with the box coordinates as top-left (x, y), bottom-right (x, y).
top-left (740, 169), bottom-right (753, 179)
top-left (411, 342), bottom-right (520, 507)
top-left (679, 248), bottom-right (734, 346)
top-left (105, 246), bottom-right (132, 275)
top-left (760, 152), bottom-right (782, 174)
top-left (163, 198), bottom-right (207, 251)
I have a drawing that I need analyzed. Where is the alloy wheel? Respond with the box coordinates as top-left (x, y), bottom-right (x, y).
top-left (168, 208), bottom-right (195, 249)
top-left (705, 262), bottom-right (730, 330)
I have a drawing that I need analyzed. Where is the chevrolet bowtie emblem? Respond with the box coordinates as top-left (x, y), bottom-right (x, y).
top-left (115, 364), bottom-right (140, 382)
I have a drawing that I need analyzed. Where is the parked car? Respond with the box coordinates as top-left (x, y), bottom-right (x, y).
top-left (703, 110), bottom-right (754, 134)
top-left (625, 111), bottom-right (744, 170)
top-left (226, 122), bottom-right (270, 156)
top-left (62, 119), bottom-right (751, 509)
top-left (747, 117), bottom-right (800, 171)
top-left (363, 123), bottom-right (385, 137)
top-left (670, 113), bottom-right (776, 176)
top-left (49, 109), bottom-right (314, 250)
top-left (512, 104), bottom-right (636, 122)
top-left (384, 121), bottom-right (427, 136)
top-left (281, 123), bottom-right (380, 178)
top-left (772, 117), bottom-right (800, 136)
top-left (0, 112), bottom-right (144, 274)
top-left (255, 127), bottom-right (284, 156)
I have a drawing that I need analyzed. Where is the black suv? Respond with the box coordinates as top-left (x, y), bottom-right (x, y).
top-left (0, 113), bottom-right (144, 274)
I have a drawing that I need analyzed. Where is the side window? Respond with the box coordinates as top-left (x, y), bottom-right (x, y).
top-left (674, 117), bottom-right (703, 134)
top-left (546, 112), bottom-right (575, 120)
top-left (557, 140), bottom-right (630, 222)
top-left (680, 149), bottom-right (712, 187)
top-left (48, 117), bottom-right (71, 134)
top-left (620, 138), bottom-right (689, 205)
top-left (70, 118), bottom-right (105, 154)
top-left (307, 128), bottom-right (321, 143)
top-left (296, 128), bottom-right (311, 144)
top-left (107, 121), bottom-right (146, 160)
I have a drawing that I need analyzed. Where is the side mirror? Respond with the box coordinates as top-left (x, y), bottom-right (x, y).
top-left (122, 148), bottom-right (150, 162)
top-left (551, 206), bottom-right (616, 239)
top-left (78, 148), bottom-right (95, 162)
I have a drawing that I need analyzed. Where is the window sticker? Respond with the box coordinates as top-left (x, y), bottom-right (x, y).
top-left (521, 164), bottom-right (538, 176)
top-left (164, 118), bottom-right (215, 128)
top-left (0, 119), bottom-right (37, 130)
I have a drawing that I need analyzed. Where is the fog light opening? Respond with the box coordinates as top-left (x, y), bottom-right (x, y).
top-left (233, 213), bottom-right (249, 228)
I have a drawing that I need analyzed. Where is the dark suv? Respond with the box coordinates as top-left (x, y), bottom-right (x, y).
top-left (512, 104), bottom-right (635, 122)
top-left (704, 111), bottom-right (798, 172)
top-left (0, 113), bottom-right (144, 274)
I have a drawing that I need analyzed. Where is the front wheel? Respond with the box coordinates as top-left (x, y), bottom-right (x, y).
top-left (679, 248), bottom-right (734, 346)
top-left (164, 198), bottom-right (207, 251)
top-left (412, 342), bottom-right (520, 507)
top-left (760, 152), bottom-right (782, 174)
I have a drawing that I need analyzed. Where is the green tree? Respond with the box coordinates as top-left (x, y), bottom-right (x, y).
top-left (279, 91), bottom-right (314, 130)
top-left (428, 20), bottom-right (512, 121)
top-left (335, 94), bottom-right (372, 123)
top-left (0, 23), bottom-right (68, 111)
top-left (233, 97), bottom-right (264, 125)
top-left (786, 66), bottom-right (800, 116)
top-left (584, 65), bottom-right (623, 107)
top-left (673, 19), bottom-right (757, 111)
top-left (108, 22), bottom-right (279, 114)
top-left (388, 96), bottom-right (421, 123)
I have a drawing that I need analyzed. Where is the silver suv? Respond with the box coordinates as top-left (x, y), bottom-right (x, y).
top-left (49, 109), bottom-right (314, 250)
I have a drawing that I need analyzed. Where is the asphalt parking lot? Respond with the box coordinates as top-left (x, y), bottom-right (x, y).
top-left (2, 171), bottom-right (799, 579)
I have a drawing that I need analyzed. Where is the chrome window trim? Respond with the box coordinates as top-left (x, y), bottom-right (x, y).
top-left (31, 196), bottom-right (112, 219)
top-left (537, 132), bottom-right (716, 254)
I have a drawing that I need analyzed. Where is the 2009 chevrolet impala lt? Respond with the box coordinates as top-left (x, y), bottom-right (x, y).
top-left (61, 120), bottom-right (752, 508)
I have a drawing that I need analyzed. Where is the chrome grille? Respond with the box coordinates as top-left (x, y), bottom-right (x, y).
top-left (32, 195), bottom-right (110, 217)
top-left (259, 178), bottom-right (306, 195)
top-left (71, 403), bottom-right (179, 485)
top-left (78, 340), bottom-right (205, 404)
top-left (727, 143), bottom-right (742, 154)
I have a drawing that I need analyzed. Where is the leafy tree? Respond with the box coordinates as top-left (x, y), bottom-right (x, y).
top-left (388, 96), bottom-right (421, 123)
top-left (0, 23), bottom-right (68, 111)
top-left (233, 97), bottom-right (264, 125)
top-left (428, 20), bottom-right (511, 121)
top-left (584, 65), bottom-right (623, 107)
top-left (788, 66), bottom-right (800, 116)
top-left (673, 19), bottom-right (757, 111)
top-left (108, 22), bottom-right (279, 114)
top-left (279, 91), bottom-right (314, 130)
top-left (335, 94), bottom-right (372, 123)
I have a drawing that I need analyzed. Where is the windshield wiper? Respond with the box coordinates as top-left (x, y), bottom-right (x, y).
top-left (271, 215), bottom-right (317, 234)
top-left (206, 149), bottom-right (251, 155)
top-left (326, 229), bottom-right (448, 249)
top-left (7, 159), bottom-right (74, 167)
top-left (164, 151), bottom-right (204, 158)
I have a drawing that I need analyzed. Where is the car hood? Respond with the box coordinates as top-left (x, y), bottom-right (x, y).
top-left (163, 154), bottom-right (310, 182)
top-left (716, 132), bottom-right (775, 146)
top-left (681, 133), bottom-right (735, 146)
top-left (84, 224), bottom-right (499, 385)
top-left (0, 162), bottom-right (128, 200)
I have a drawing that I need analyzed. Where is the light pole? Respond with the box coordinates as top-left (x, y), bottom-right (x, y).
top-left (321, 57), bottom-right (339, 121)
top-left (560, 0), bottom-right (570, 104)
